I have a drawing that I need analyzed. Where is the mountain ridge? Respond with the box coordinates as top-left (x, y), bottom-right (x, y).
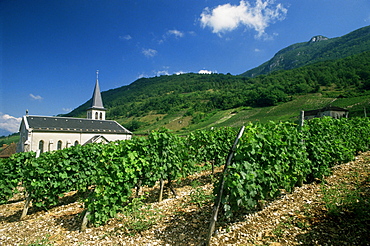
top-left (241, 25), bottom-right (370, 77)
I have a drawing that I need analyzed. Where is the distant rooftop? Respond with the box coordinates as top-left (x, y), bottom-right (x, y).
top-left (0, 142), bottom-right (17, 158)
top-left (304, 106), bottom-right (348, 116)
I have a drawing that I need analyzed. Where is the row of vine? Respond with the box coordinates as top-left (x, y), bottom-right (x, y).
top-left (220, 117), bottom-right (370, 217)
top-left (0, 127), bottom-right (235, 225)
top-left (1, 117), bottom-right (369, 226)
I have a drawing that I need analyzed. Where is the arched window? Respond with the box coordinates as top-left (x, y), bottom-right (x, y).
top-left (95, 112), bottom-right (98, 119)
top-left (39, 140), bottom-right (44, 153)
top-left (74, 140), bottom-right (79, 146)
top-left (100, 112), bottom-right (103, 120)
top-left (57, 140), bottom-right (62, 150)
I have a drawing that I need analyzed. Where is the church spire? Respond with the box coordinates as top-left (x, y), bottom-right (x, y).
top-left (90, 70), bottom-right (105, 109)
top-left (87, 70), bottom-right (106, 120)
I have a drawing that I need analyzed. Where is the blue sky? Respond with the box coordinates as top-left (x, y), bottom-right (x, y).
top-left (1, 0), bottom-right (369, 135)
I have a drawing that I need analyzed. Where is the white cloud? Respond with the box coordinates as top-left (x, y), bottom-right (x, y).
top-left (137, 73), bottom-right (147, 79)
top-left (365, 15), bottom-right (370, 23)
top-left (142, 48), bottom-right (158, 58)
top-left (200, 0), bottom-right (287, 38)
top-left (188, 31), bottom-right (196, 36)
top-left (62, 108), bottom-right (72, 112)
top-left (29, 94), bottom-right (43, 100)
top-left (0, 113), bottom-right (22, 134)
top-left (159, 29), bottom-right (185, 43)
top-left (155, 70), bottom-right (170, 76)
top-left (198, 69), bottom-right (214, 74)
top-left (167, 29), bottom-right (184, 38)
top-left (119, 34), bottom-right (132, 41)
top-left (175, 71), bottom-right (187, 75)
top-left (254, 48), bottom-right (261, 52)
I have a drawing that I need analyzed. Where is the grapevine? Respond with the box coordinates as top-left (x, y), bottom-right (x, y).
top-left (1, 117), bottom-right (370, 229)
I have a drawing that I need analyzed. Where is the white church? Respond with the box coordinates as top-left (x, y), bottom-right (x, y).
top-left (17, 72), bottom-right (132, 153)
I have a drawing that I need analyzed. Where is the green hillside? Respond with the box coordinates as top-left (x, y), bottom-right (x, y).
top-left (0, 133), bottom-right (20, 151)
top-left (62, 51), bottom-right (370, 134)
top-left (63, 26), bottom-right (370, 134)
top-left (242, 25), bottom-right (370, 77)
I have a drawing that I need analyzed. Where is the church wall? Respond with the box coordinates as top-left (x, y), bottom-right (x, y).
top-left (17, 121), bottom-right (29, 152)
top-left (25, 131), bottom-right (131, 153)
top-left (29, 131), bottom-right (83, 152)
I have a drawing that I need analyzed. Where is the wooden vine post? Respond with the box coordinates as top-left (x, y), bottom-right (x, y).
top-left (80, 188), bottom-right (96, 232)
top-left (299, 110), bottom-right (305, 128)
top-left (20, 192), bottom-right (32, 220)
top-left (80, 210), bottom-right (91, 232)
top-left (158, 178), bottom-right (164, 202)
top-left (158, 178), bottom-right (177, 202)
top-left (297, 110), bottom-right (305, 187)
top-left (20, 150), bottom-right (40, 220)
top-left (205, 126), bottom-right (245, 246)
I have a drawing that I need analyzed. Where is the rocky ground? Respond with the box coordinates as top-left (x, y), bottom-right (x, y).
top-left (1, 152), bottom-right (369, 246)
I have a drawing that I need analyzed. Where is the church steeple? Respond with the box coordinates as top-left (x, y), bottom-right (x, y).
top-left (87, 70), bottom-right (107, 120)
top-left (91, 70), bottom-right (105, 109)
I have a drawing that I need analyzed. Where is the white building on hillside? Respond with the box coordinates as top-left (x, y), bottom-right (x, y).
top-left (17, 72), bottom-right (132, 153)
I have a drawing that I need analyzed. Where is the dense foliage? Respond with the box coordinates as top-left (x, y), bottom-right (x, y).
top-left (0, 151), bottom-right (35, 202)
top-left (0, 127), bottom-right (234, 225)
top-left (1, 117), bottom-right (370, 226)
top-left (221, 117), bottom-right (370, 217)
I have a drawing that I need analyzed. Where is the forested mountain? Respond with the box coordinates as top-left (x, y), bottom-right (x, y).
top-left (65, 51), bottom-right (370, 132)
top-left (241, 25), bottom-right (370, 77)
top-left (64, 26), bottom-right (370, 133)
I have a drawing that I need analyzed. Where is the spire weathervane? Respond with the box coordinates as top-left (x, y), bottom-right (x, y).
top-left (96, 70), bottom-right (99, 80)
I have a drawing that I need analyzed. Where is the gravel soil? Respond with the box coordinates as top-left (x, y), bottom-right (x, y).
top-left (1, 152), bottom-right (369, 246)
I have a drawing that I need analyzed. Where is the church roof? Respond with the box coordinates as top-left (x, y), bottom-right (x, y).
top-left (23, 115), bottom-right (132, 134)
top-left (89, 71), bottom-right (106, 110)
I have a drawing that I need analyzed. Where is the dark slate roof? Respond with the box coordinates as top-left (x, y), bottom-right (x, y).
top-left (25, 116), bottom-right (132, 134)
top-left (304, 106), bottom-right (348, 116)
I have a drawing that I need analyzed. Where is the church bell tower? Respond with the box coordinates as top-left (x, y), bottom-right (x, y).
top-left (87, 70), bottom-right (106, 120)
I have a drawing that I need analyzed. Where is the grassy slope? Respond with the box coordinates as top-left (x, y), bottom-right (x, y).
top-left (117, 92), bottom-right (370, 134)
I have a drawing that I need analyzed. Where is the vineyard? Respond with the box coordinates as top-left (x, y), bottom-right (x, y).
top-left (1, 117), bottom-right (370, 244)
